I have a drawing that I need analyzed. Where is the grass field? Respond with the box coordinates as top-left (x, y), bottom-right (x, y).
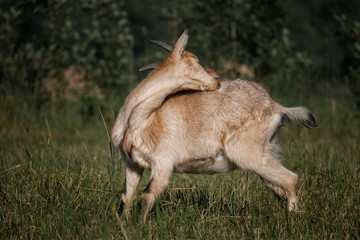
top-left (1, 91), bottom-right (359, 239)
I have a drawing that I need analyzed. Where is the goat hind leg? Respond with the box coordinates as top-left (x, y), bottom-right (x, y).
top-left (255, 158), bottom-right (299, 211)
top-left (224, 130), bottom-right (299, 211)
top-left (260, 177), bottom-right (287, 198)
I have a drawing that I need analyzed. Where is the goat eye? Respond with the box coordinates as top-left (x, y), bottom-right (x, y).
top-left (192, 55), bottom-right (199, 62)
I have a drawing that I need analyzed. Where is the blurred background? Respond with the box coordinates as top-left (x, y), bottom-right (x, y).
top-left (1, 1), bottom-right (359, 238)
top-left (1, 0), bottom-right (359, 116)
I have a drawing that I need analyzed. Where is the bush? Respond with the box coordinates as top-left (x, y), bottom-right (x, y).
top-left (159, 0), bottom-right (315, 99)
top-left (0, 0), bottom-right (134, 104)
top-left (163, 1), bottom-right (294, 76)
top-left (334, 14), bottom-right (360, 107)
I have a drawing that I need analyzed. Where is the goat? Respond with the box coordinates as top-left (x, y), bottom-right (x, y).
top-left (111, 30), bottom-right (317, 223)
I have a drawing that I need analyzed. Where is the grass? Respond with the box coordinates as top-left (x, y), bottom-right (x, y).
top-left (0, 91), bottom-right (359, 239)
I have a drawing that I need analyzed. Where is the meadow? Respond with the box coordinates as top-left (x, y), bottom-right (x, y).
top-left (0, 89), bottom-right (359, 239)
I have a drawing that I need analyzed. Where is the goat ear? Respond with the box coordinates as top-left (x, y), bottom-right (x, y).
top-left (171, 29), bottom-right (189, 58)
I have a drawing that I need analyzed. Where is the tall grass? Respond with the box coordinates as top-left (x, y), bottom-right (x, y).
top-left (0, 91), bottom-right (359, 239)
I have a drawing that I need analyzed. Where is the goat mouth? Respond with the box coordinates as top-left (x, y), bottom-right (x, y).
top-left (205, 81), bottom-right (220, 91)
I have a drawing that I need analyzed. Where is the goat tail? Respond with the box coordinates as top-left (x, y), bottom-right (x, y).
top-left (282, 106), bottom-right (318, 129)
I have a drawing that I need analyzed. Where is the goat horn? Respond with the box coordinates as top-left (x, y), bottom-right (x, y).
top-left (149, 39), bottom-right (173, 52)
top-left (138, 63), bottom-right (160, 72)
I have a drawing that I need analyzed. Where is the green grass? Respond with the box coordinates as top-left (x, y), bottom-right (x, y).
top-left (0, 92), bottom-right (359, 239)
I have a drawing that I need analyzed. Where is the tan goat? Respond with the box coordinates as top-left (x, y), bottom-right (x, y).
top-left (111, 30), bottom-right (317, 223)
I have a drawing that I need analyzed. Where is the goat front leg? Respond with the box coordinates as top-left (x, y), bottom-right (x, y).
top-left (120, 163), bottom-right (144, 219)
top-left (138, 166), bottom-right (172, 223)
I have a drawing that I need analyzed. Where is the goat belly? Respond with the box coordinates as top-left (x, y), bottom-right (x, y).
top-left (174, 154), bottom-right (237, 174)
